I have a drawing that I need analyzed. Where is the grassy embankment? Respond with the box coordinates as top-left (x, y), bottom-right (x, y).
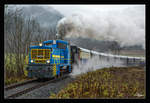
top-left (4, 53), bottom-right (30, 85)
top-left (50, 67), bottom-right (145, 99)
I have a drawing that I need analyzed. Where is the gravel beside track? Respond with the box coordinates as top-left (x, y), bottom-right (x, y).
top-left (4, 80), bottom-right (41, 98)
top-left (15, 75), bottom-right (75, 99)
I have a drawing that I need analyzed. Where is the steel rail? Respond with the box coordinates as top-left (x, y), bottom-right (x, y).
top-left (5, 74), bottom-right (69, 99)
top-left (4, 78), bottom-right (38, 91)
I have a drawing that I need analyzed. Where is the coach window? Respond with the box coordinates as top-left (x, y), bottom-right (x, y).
top-left (57, 43), bottom-right (66, 49)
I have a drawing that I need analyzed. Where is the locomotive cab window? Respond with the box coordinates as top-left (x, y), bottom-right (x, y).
top-left (57, 42), bottom-right (66, 49)
top-left (45, 43), bottom-right (52, 46)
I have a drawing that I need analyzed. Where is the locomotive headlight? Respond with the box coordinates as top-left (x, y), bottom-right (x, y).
top-left (46, 60), bottom-right (50, 63)
top-left (39, 43), bottom-right (42, 46)
top-left (31, 60), bottom-right (33, 63)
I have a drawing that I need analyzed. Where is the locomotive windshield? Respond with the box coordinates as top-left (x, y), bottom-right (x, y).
top-left (30, 48), bottom-right (52, 64)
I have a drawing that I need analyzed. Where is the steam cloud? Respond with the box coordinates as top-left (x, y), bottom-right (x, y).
top-left (70, 56), bottom-right (124, 77)
top-left (57, 6), bottom-right (145, 48)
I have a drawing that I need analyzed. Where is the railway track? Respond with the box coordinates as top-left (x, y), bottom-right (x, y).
top-left (4, 78), bottom-right (38, 91)
top-left (4, 73), bottom-right (69, 99)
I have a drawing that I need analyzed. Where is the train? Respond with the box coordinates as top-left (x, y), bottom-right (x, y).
top-left (26, 39), bottom-right (145, 79)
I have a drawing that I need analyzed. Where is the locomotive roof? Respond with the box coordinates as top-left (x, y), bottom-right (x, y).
top-left (43, 40), bottom-right (68, 45)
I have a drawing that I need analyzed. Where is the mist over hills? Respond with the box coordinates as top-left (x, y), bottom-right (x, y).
top-left (65, 37), bottom-right (144, 52)
top-left (8, 5), bottom-right (64, 29)
top-left (21, 6), bottom-right (64, 28)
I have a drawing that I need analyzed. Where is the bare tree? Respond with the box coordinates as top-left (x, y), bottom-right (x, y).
top-left (4, 5), bottom-right (58, 79)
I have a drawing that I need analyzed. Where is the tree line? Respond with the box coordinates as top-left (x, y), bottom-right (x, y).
top-left (4, 5), bottom-right (56, 79)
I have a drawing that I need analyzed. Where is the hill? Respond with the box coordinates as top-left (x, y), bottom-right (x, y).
top-left (21, 5), bottom-right (64, 28)
top-left (7, 5), bottom-right (64, 29)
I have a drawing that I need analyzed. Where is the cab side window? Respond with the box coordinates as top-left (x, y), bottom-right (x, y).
top-left (57, 43), bottom-right (66, 49)
top-left (45, 43), bottom-right (52, 46)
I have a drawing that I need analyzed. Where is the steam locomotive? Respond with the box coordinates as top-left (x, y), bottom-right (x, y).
top-left (26, 40), bottom-right (145, 79)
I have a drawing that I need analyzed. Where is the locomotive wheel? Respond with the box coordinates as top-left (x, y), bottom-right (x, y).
top-left (67, 66), bottom-right (71, 73)
top-left (58, 71), bottom-right (62, 78)
top-left (37, 78), bottom-right (41, 82)
top-left (67, 66), bottom-right (72, 73)
top-left (58, 74), bottom-right (60, 78)
top-left (55, 75), bottom-right (58, 79)
top-left (60, 71), bottom-right (63, 76)
top-left (66, 66), bottom-right (69, 73)
top-left (37, 78), bottom-right (44, 82)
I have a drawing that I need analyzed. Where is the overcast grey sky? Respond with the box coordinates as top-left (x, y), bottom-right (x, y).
top-left (7, 4), bottom-right (145, 48)
top-left (48, 5), bottom-right (145, 16)
top-left (11, 5), bottom-right (145, 16)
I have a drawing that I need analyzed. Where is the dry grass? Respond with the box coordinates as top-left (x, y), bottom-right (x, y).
top-left (50, 66), bottom-right (145, 99)
top-left (5, 76), bottom-right (31, 86)
top-left (4, 54), bottom-right (29, 86)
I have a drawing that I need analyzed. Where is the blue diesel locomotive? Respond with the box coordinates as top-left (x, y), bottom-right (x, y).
top-left (26, 40), bottom-right (78, 78)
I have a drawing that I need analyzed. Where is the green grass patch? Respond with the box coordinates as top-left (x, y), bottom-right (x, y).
top-left (5, 76), bottom-right (31, 86)
top-left (4, 53), bottom-right (29, 85)
top-left (50, 67), bottom-right (145, 99)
